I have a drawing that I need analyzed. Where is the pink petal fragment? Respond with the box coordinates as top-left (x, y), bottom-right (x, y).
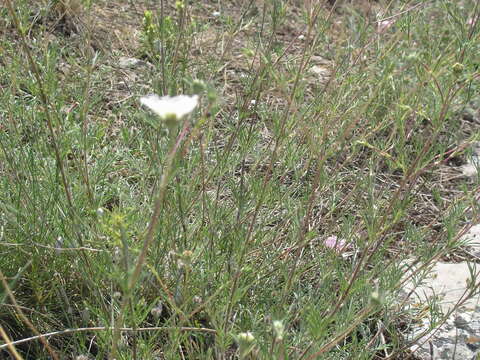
top-left (324, 236), bottom-right (350, 253)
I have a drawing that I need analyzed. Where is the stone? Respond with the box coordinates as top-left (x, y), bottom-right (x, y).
top-left (309, 65), bottom-right (330, 77)
top-left (461, 163), bottom-right (479, 177)
top-left (462, 106), bottom-right (480, 125)
top-left (460, 142), bottom-right (480, 177)
top-left (407, 310), bottom-right (480, 360)
top-left (464, 224), bottom-right (480, 258)
top-left (403, 262), bottom-right (479, 314)
top-left (306, 56), bottom-right (332, 86)
top-left (402, 224), bottom-right (480, 359)
top-left (118, 57), bottom-right (146, 69)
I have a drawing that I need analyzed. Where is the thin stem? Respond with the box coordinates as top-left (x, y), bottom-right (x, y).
top-left (79, 50), bottom-right (97, 205)
top-left (110, 123), bottom-right (188, 358)
top-left (160, 0), bottom-right (166, 95)
top-left (0, 270), bottom-right (59, 360)
top-left (0, 326), bottom-right (216, 351)
top-left (5, 0), bottom-right (73, 210)
top-left (0, 325), bottom-right (24, 360)
top-left (299, 306), bottom-right (374, 360)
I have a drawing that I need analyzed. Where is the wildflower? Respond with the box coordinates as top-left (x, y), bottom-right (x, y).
top-left (212, 11), bottom-right (221, 17)
top-left (324, 235), bottom-right (350, 253)
top-left (298, 34), bottom-right (305, 40)
top-left (140, 94), bottom-right (199, 127)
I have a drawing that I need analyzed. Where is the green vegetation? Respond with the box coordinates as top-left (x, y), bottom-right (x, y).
top-left (0, 0), bottom-right (479, 358)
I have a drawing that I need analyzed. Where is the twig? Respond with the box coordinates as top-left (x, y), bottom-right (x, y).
top-left (0, 243), bottom-right (104, 253)
top-left (0, 326), bottom-right (216, 351)
top-left (0, 269), bottom-right (59, 360)
top-left (376, 1), bottom-right (432, 23)
top-left (0, 325), bottom-right (23, 359)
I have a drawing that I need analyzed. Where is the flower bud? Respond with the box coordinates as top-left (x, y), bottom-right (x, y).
top-left (96, 207), bottom-right (104, 217)
top-left (273, 320), bottom-right (285, 341)
top-left (192, 79), bottom-right (207, 95)
top-left (237, 331), bottom-right (255, 359)
top-left (452, 62), bottom-right (464, 75)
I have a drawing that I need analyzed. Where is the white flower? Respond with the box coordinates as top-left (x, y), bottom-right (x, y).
top-left (212, 11), bottom-right (221, 17)
top-left (140, 94), bottom-right (199, 121)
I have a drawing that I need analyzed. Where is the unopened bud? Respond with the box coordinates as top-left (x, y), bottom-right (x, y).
top-left (273, 320), bottom-right (284, 341)
top-left (452, 62), bottom-right (464, 74)
top-left (192, 79), bottom-right (207, 94)
top-left (175, 1), bottom-right (184, 10)
top-left (237, 331), bottom-right (254, 343)
top-left (237, 331), bottom-right (255, 359)
top-left (370, 290), bottom-right (382, 306)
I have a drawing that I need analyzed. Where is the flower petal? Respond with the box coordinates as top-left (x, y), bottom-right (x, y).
top-left (140, 94), bottom-right (199, 120)
top-left (324, 235), bottom-right (350, 253)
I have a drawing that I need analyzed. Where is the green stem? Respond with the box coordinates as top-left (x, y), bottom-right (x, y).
top-left (110, 124), bottom-right (184, 359)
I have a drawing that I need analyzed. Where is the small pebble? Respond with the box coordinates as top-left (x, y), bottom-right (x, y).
top-left (118, 57), bottom-right (145, 69)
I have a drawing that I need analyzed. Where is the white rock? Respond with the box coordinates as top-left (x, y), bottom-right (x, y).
top-left (118, 57), bottom-right (145, 69)
top-left (404, 261), bottom-right (480, 313)
top-left (460, 142), bottom-right (480, 177)
top-left (309, 65), bottom-right (330, 78)
top-left (461, 163), bottom-right (479, 177)
top-left (402, 223), bottom-right (480, 359)
top-left (407, 310), bottom-right (480, 359)
top-left (463, 224), bottom-right (480, 258)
